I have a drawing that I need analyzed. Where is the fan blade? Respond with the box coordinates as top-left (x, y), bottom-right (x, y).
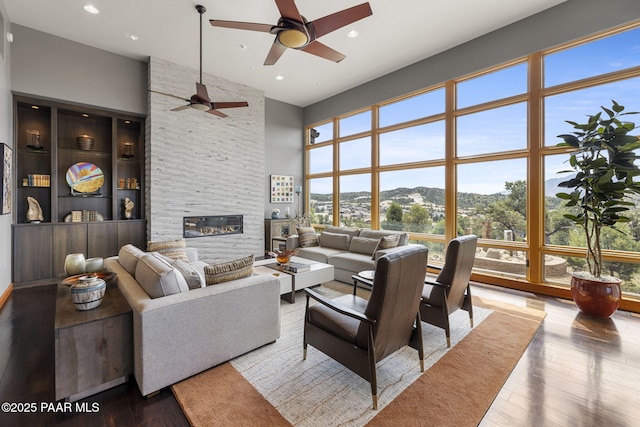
top-left (309, 3), bottom-right (372, 39)
top-left (275, 0), bottom-right (303, 21)
top-left (212, 102), bottom-right (249, 109)
top-left (170, 105), bottom-right (191, 112)
top-left (264, 41), bottom-right (287, 65)
top-left (301, 41), bottom-right (346, 63)
top-left (149, 89), bottom-right (190, 103)
top-left (207, 109), bottom-right (228, 118)
top-left (209, 19), bottom-right (273, 33)
top-left (196, 82), bottom-right (211, 103)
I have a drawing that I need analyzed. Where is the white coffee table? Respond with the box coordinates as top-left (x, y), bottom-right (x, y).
top-left (255, 256), bottom-right (334, 303)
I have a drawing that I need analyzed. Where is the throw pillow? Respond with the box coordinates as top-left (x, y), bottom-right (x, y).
top-left (204, 254), bottom-right (255, 285)
top-left (371, 234), bottom-right (401, 260)
top-left (319, 231), bottom-right (351, 250)
top-left (297, 227), bottom-right (319, 248)
top-left (118, 244), bottom-right (145, 275)
top-left (147, 238), bottom-right (189, 262)
top-left (323, 225), bottom-right (361, 240)
top-left (349, 236), bottom-right (381, 256)
top-left (172, 259), bottom-right (205, 290)
top-left (135, 252), bottom-right (190, 298)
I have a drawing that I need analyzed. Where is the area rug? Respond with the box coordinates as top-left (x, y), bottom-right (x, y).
top-left (172, 282), bottom-right (545, 427)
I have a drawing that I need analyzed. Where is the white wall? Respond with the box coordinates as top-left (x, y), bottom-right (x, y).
top-left (147, 57), bottom-right (266, 262)
top-left (0, 1), bottom-right (12, 299)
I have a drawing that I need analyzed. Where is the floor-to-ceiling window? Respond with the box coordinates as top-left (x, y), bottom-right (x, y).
top-left (305, 22), bottom-right (640, 310)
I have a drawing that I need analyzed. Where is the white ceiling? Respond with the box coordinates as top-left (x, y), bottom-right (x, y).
top-left (4, 0), bottom-right (565, 107)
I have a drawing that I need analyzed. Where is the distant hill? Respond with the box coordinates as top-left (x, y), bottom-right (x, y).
top-left (545, 177), bottom-right (568, 197)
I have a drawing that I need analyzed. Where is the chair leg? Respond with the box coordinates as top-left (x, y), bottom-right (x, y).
top-left (442, 293), bottom-right (451, 348)
top-left (367, 326), bottom-right (378, 410)
top-left (415, 312), bottom-right (425, 372)
top-left (466, 284), bottom-right (474, 328)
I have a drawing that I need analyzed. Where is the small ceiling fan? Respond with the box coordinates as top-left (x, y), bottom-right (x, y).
top-left (210, 0), bottom-right (372, 65)
top-left (149, 5), bottom-right (248, 118)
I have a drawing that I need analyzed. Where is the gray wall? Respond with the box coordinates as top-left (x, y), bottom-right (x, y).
top-left (10, 24), bottom-right (147, 115)
top-left (304, 0), bottom-right (640, 125)
top-left (264, 98), bottom-right (304, 219)
top-left (0, 1), bottom-right (11, 299)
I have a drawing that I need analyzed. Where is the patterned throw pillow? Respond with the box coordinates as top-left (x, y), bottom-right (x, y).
top-left (297, 227), bottom-right (319, 248)
top-left (371, 234), bottom-right (402, 260)
top-left (147, 238), bottom-right (189, 262)
top-left (204, 255), bottom-right (255, 285)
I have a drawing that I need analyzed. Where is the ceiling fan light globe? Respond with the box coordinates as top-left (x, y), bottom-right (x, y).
top-left (191, 103), bottom-right (210, 112)
top-left (277, 29), bottom-right (308, 48)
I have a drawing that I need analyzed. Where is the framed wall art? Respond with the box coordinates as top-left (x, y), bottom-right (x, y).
top-left (270, 175), bottom-right (294, 203)
top-left (1, 143), bottom-right (13, 214)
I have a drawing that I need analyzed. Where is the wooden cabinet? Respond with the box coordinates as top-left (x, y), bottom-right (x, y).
top-left (54, 282), bottom-right (133, 402)
top-left (12, 95), bottom-right (146, 286)
top-left (12, 220), bottom-right (146, 284)
top-left (264, 219), bottom-right (292, 253)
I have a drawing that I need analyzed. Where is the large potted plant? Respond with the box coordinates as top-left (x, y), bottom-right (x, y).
top-left (556, 100), bottom-right (640, 317)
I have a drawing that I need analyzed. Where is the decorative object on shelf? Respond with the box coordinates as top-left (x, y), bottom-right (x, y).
top-left (285, 206), bottom-right (290, 218)
top-left (85, 257), bottom-right (104, 273)
top-left (26, 130), bottom-right (43, 150)
top-left (124, 197), bottom-right (134, 219)
top-left (271, 208), bottom-right (280, 219)
top-left (26, 196), bottom-right (43, 222)
top-left (76, 134), bottom-right (95, 151)
top-left (270, 175), bottom-right (294, 203)
top-left (64, 253), bottom-right (86, 276)
top-left (64, 210), bottom-right (104, 222)
top-left (69, 275), bottom-right (107, 310)
top-left (268, 249), bottom-right (297, 265)
top-left (556, 100), bottom-right (640, 317)
top-left (1, 143), bottom-right (12, 214)
top-left (121, 141), bottom-right (134, 158)
top-left (66, 162), bottom-right (104, 194)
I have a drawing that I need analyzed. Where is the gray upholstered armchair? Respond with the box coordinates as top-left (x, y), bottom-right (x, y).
top-left (303, 245), bottom-right (428, 409)
top-left (420, 235), bottom-right (477, 347)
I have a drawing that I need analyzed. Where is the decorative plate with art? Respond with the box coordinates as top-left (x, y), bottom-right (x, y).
top-left (66, 162), bottom-right (104, 193)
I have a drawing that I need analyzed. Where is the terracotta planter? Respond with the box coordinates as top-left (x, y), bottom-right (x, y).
top-left (570, 273), bottom-right (622, 318)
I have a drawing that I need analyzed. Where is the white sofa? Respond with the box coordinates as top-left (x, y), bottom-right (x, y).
top-left (105, 246), bottom-right (281, 396)
top-left (286, 226), bottom-right (424, 283)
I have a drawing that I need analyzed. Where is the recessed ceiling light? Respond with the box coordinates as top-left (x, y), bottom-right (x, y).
top-left (82, 113), bottom-right (90, 118)
top-left (239, 44), bottom-right (247, 50)
top-left (275, 75), bottom-right (284, 81)
top-left (347, 30), bottom-right (359, 38)
top-left (127, 34), bottom-right (139, 41)
top-left (31, 105), bottom-right (39, 110)
top-left (83, 4), bottom-right (100, 14)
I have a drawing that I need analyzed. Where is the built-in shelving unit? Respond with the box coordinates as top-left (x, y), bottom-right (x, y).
top-left (12, 95), bottom-right (147, 286)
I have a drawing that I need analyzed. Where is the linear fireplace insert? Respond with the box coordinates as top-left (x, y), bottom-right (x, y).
top-left (183, 215), bottom-right (243, 238)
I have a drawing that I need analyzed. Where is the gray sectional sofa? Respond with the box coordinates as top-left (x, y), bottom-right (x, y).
top-left (286, 225), bottom-right (423, 283)
top-left (105, 245), bottom-right (280, 396)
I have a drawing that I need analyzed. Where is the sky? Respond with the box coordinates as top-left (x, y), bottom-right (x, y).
top-left (308, 26), bottom-right (640, 196)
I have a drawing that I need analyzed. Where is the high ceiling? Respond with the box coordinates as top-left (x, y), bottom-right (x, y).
top-left (3, 0), bottom-right (565, 107)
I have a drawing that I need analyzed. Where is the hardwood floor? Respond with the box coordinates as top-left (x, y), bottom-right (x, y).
top-left (0, 282), bottom-right (638, 426)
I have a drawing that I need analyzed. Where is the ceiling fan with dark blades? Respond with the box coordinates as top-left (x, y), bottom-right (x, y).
top-left (149, 5), bottom-right (248, 118)
top-left (210, 0), bottom-right (372, 66)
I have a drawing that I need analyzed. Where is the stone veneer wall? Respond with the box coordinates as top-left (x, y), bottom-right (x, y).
top-left (147, 57), bottom-right (265, 263)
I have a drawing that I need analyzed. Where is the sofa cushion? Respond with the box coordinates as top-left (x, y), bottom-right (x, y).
top-left (329, 252), bottom-right (376, 273)
top-left (135, 252), bottom-right (190, 298)
top-left (118, 244), bottom-right (145, 275)
top-left (147, 238), bottom-right (189, 262)
top-left (349, 236), bottom-right (380, 256)
top-left (296, 246), bottom-right (345, 264)
top-left (324, 226), bottom-right (360, 240)
top-left (297, 227), bottom-right (319, 248)
top-left (359, 229), bottom-right (408, 246)
top-left (371, 234), bottom-right (401, 260)
top-left (171, 259), bottom-right (205, 290)
top-left (319, 231), bottom-right (351, 250)
top-left (204, 255), bottom-right (255, 285)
